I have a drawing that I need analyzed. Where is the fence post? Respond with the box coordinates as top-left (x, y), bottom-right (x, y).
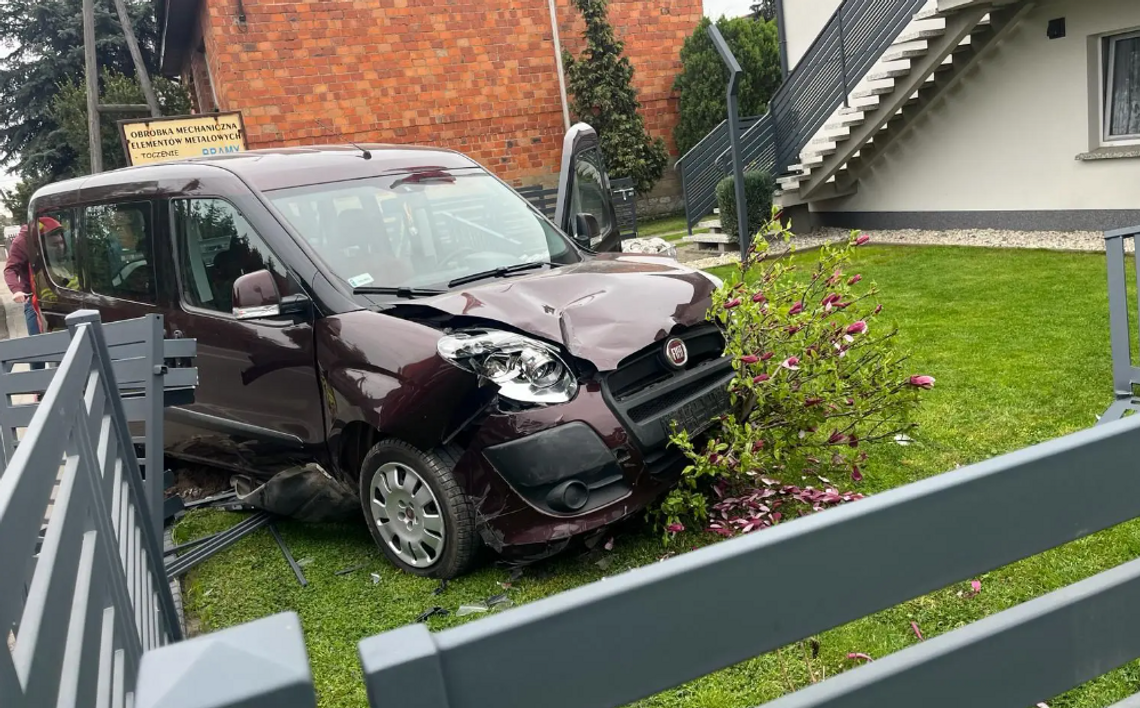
top-left (1105, 233), bottom-right (1133, 398)
top-left (359, 624), bottom-right (451, 708)
top-left (707, 24), bottom-right (750, 255)
top-left (135, 612), bottom-right (316, 708)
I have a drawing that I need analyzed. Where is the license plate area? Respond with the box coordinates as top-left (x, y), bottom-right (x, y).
top-left (672, 386), bottom-right (731, 437)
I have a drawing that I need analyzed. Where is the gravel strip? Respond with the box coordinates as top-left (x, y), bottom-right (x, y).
top-left (681, 227), bottom-right (1130, 271)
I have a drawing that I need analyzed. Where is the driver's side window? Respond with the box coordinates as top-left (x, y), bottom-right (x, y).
top-left (172, 198), bottom-right (283, 314)
top-left (82, 202), bottom-right (157, 304)
top-left (569, 147), bottom-right (613, 243)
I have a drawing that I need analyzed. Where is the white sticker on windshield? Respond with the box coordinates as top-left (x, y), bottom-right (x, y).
top-left (347, 273), bottom-right (374, 288)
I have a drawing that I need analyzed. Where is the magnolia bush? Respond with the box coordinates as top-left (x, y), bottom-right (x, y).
top-left (658, 216), bottom-right (934, 540)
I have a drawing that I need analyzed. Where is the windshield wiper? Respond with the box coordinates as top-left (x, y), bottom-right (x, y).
top-left (353, 286), bottom-right (445, 298)
top-left (448, 261), bottom-right (557, 288)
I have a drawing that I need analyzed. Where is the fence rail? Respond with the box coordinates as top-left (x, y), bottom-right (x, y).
top-left (133, 216), bottom-right (1140, 708)
top-left (677, 0), bottom-right (929, 233)
top-left (1, 311), bottom-right (193, 708)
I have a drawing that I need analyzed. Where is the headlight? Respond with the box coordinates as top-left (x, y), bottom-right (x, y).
top-left (437, 329), bottom-right (578, 404)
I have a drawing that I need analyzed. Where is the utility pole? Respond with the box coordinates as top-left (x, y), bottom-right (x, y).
top-left (82, 0), bottom-right (162, 174)
top-left (83, 0), bottom-right (103, 173)
top-left (111, 0), bottom-right (161, 117)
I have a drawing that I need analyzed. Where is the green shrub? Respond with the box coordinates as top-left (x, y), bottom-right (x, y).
top-left (654, 224), bottom-right (934, 541)
top-left (715, 170), bottom-right (776, 243)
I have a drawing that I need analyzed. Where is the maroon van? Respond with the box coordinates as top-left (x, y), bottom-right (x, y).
top-left (27, 124), bottom-right (732, 577)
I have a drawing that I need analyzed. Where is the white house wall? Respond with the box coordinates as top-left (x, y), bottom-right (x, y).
top-left (785, 0), bottom-right (844, 71)
top-left (813, 0), bottom-right (1140, 230)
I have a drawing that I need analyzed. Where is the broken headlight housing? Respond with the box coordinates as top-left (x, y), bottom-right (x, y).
top-left (437, 329), bottom-right (578, 405)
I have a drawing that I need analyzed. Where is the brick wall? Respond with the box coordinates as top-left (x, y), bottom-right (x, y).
top-left (192, 0), bottom-right (700, 194)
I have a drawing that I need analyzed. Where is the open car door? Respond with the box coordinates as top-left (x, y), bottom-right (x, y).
top-left (554, 123), bottom-right (622, 252)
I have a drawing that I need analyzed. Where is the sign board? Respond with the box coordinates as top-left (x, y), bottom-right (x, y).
top-left (118, 112), bottom-right (248, 166)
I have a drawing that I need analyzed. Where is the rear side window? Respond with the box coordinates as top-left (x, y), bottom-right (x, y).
top-left (82, 202), bottom-right (157, 304)
top-left (38, 210), bottom-right (79, 291)
top-left (172, 198), bottom-right (284, 315)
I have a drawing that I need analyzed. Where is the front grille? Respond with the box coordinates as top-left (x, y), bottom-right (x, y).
top-left (607, 324), bottom-right (726, 402)
top-left (601, 325), bottom-right (734, 455)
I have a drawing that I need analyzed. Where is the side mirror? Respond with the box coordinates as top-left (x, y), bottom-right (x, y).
top-left (574, 213), bottom-right (600, 245)
top-left (232, 270), bottom-right (282, 320)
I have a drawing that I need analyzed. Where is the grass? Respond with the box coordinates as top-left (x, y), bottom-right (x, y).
top-left (175, 244), bottom-right (1140, 708)
top-left (636, 213), bottom-right (709, 242)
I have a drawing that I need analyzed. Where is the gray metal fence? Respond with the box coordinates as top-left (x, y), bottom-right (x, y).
top-left (133, 223), bottom-right (1140, 706)
top-left (1101, 225), bottom-right (1140, 422)
top-left (677, 0), bottom-right (929, 233)
top-left (1, 311), bottom-right (195, 708)
top-left (0, 313), bottom-right (197, 539)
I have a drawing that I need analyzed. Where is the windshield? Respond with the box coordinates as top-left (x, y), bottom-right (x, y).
top-left (265, 168), bottom-right (580, 291)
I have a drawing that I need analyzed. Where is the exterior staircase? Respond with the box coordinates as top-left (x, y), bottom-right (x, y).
top-left (776, 0), bottom-right (1036, 205)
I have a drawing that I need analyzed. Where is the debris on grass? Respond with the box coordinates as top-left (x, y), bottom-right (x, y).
top-left (296, 557), bottom-right (314, 568)
top-left (334, 564), bottom-right (365, 576)
top-left (370, 573), bottom-right (380, 585)
top-left (415, 606), bottom-right (449, 623)
top-left (604, 537), bottom-right (615, 551)
top-left (846, 652), bottom-right (874, 662)
top-left (433, 579), bottom-right (449, 596)
top-left (457, 603), bottom-right (489, 616)
top-left (910, 621), bottom-right (923, 641)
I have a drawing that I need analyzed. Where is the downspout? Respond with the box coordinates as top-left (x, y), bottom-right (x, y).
top-left (774, 0), bottom-right (790, 79)
top-left (546, 0), bottom-right (572, 130)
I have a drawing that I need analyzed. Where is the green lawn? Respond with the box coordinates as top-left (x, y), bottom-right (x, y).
top-left (175, 245), bottom-right (1140, 708)
top-left (636, 213), bottom-right (709, 242)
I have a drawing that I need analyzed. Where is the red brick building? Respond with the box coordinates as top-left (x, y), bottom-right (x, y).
top-left (155, 0), bottom-right (701, 209)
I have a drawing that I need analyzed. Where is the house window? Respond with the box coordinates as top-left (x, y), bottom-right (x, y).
top-left (1104, 31), bottom-right (1140, 143)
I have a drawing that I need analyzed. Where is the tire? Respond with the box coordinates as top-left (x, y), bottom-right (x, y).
top-left (358, 439), bottom-right (480, 578)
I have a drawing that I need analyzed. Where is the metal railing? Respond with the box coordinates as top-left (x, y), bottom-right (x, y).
top-left (133, 218), bottom-right (1140, 706)
top-left (1101, 226), bottom-right (1140, 422)
top-left (677, 0), bottom-right (929, 232)
top-left (1, 311), bottom-right (194, 708)
top-left (0, 313), bottom-right (197, 539)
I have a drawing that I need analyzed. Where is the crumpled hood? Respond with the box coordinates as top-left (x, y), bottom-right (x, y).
top-left (409, 254), bottom-right (718, 370)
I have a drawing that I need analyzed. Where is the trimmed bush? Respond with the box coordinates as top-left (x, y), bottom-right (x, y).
top-left (715, 170), bottom-right (776, 243)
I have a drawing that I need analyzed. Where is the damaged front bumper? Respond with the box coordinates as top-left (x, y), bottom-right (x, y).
top-left (458, 325), bottom-right (734, 551)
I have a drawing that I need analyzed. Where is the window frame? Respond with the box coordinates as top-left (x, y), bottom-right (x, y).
top-left (1102, 29), bottom-right (1140, 147)
top-left (168, 195), bottom-right (291, 324)
top-left (80, 199), bottom-right (160, 306)
top-left (36, 207), bottom-right (83, 296)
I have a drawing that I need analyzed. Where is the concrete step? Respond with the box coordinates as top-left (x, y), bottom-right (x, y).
top-left (698, 218), bottom-right (722, 231)
top-left (804, 142), bottom-right (838, 159)
top-left (893, 27), bottom-right (947, 45)
top-left (777, 173), bottom-right (806, 189)
top-left (913, 6), bottom-right (946, 21)
top-left (867, 64), bottom-right (912, 82)
top-left (802, 152), bottom-right (825, 167)
top-left (851, 82), bottom-right (896, 100)
top-left (883, 45), bottom-right (929, 63)
top-left (849, 94), bottom-right (882, 110)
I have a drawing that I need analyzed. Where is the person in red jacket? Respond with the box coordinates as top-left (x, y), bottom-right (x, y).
top-left (5, 217), bottom-right (64, 358)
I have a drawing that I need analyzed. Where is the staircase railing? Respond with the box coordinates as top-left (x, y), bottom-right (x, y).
top-left (679, 0), bottom-right (929, 232)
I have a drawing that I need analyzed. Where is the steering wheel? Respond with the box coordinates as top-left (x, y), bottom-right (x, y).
top-left (437, 246), bottom-right (477, 267)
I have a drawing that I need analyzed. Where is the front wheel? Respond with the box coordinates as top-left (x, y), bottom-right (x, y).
top-left (358, 440), bottom-right (480, 578)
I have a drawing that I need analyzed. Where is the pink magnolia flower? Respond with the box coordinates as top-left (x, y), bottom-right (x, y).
top-left (666, 522), bottom-right (685, 533)
top-left (787, 325), bottom-right (803, 335)
top-left (848, 274), bottom-right (863, 285)
top-left (846, 320), bottom-right (868, 335)
top-left (827, 431), bottom-right (847, 445)
top-left (851, 465), bottom-right (863, 482)
top-left (855, 234), bottom-right (870, 246)
top-left (847, 652), bottom-right (873, 662)
top-left (804, 397), bottom-right (823, 407)
top-left (752, 291), bottom-right (766, 303)
top-left (827, 270), bottom-right (843, 286)
top-left (909, 375), bottom-right (936, 390)
top-left (788, 301), bottom-right (804, 316)
top-left (821, 293), bottom-right (841, 307)
top-left (752, 440), bottom-right (764, 452)
top-left (782, 356), bottom-right (800, 370)
top-left (911, 622), bottom-right (924, 641)
top-left (760, 351), bottom-right (775, 361)
top-left (724, 298), bottom-right (742, 309)
top-left (753, 374), bottom-right (771, 384)
top-left (740, 354), bottom-right (760, 364)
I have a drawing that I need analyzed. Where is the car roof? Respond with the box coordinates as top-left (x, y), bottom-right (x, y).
top-left (32, 143), bottom-right (485, 200)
